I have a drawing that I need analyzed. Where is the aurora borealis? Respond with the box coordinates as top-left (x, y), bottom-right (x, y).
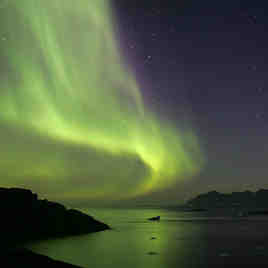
top-left (0, 0), bottom-right (203, 201)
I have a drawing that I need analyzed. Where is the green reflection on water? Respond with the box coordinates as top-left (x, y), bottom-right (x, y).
top-left (26, 208), bottom-right (205, 268)
top-left (26, 208), bottom-right (268, 267)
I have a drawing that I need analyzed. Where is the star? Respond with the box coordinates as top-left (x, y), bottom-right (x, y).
top-left (248, 15), bottom-right (257, 24)
top-left (248, 65), bottom-right (257, 71)
top-left (144, 55), bottom-right (153, 65)
top-left (240, 12), bottom-right (257, 25)
top-left (257, 87), bottom-right (264, 94)
top-left (169, 26), bottom-right (176, 33)
top-left (151, 33), bottom-right (157, 41)
top-left (256, 112), bottom-right (264, 119)
top-left (152, 8), bottom-right (161, 16)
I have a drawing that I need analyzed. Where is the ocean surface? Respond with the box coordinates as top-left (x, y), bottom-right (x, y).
top-left (26, 208), bottom-right (268, 267)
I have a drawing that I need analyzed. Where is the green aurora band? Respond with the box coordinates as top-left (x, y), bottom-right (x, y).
top-left (0, 0), bottom-right (204, 201)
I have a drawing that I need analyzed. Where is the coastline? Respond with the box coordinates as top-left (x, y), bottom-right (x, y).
top-left (0, 187), bottom-right (110, 267)
top-left (2, 248), bottom-right (82, 267)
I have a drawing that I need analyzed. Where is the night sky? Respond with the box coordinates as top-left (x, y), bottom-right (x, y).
top-left (0, 0), bottom-right (268, 206)
top-left (113, 0), bottom-right (268, 204)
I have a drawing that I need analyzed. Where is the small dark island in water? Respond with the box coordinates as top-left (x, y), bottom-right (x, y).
top-left (148, 216), bottom-right (160, 221)
top-left (0, 187), bottom-right (110, 267)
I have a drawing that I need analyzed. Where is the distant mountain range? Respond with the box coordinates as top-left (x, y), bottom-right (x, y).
top-left (185, 189), bottom-right (268, 210)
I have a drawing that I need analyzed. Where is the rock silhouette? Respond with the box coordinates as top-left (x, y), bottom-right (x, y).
top-left (0, 187), bottom-right (109, 246)
top-left (1, 248), bottom-right (82, 267)
top-left (186, 189), bottom-right (268, 210)
top-left (0, 187), bottom-right (110, 267)
top-left (148, 216), bottom-right (160, 221)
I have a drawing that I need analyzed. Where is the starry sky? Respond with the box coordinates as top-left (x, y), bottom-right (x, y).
top-left (113, 0), bottom-right (268, 204)
top-left (0, 0), bottom-right (268, 206)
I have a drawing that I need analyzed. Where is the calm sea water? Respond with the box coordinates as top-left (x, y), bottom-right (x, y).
top-left (26, 208), bottom-right (268, 267)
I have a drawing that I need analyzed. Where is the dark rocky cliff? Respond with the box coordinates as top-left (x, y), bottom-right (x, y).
top-left (0, 187), bottom-right (110, 267)
top-left (0, 187), bottom-right (109, 246)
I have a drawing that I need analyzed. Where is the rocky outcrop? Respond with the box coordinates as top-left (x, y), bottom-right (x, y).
top-left (0, 187), bottom-right (110, 267)
top-left (0, 187), bottom-right (110, 247)
top-left (148, 216), bottom-right (160, 221)
top-left (1, 248), bottom-right (82, 267)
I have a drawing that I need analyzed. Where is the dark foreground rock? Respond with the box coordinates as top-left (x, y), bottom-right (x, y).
top-left (0, 187), bottom-right (109, 246)
top-left (0, 187), bottom-right (110, 267)
top-left (1, 248), bottom-right (82, 267)
top-left (248, 210), bottom-right (268, 215)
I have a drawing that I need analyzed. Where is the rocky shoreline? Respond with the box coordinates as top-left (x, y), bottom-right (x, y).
top-left (0, 187), bottom-right (110, 267)
top-left (1, 248), bottom-right (82, 267)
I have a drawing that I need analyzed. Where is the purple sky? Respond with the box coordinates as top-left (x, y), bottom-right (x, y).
top-left (113, 0), bottom-right (268, 203)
